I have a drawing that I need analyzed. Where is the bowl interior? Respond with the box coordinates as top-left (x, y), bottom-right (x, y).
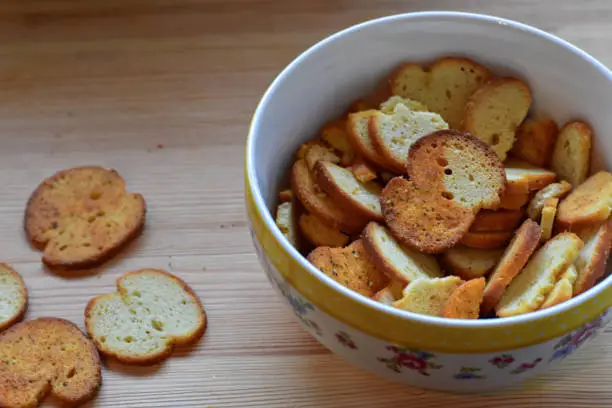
top-left (247, 12), bottom-right (612, 322)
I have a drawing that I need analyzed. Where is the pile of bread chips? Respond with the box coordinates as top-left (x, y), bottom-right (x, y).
top-left (274, 57), bottom-right (612, 320)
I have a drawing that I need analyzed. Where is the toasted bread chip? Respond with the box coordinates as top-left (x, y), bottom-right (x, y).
top-left (407, 130), bottom-right (506, 210)
top-left (275, 201), bottom-right (299, 246)
top-left (461, 230), bottom-right (514, 249)
top-left (362, 222), bottom-right (443, 284)
top-left (574, 219), bottom-right (612, 295)
top-left (556, 171), bottom-right (612, 230)
top-left (471, 209), bottom-right (524, 232)
top-left (540, 264), bottom-right (578, 309)
top-left (308, 240), bottom-right (389, 297)
top-left (551, 121), bottom-right (593, 187)
top-left (0, 264), bottom-right (27, 332)
top-left (86, 269), bottom-right (206, 365)
top-left (527, 181), bottom-right (572, 221)
top-left (291, 159), bottom-right (365, 234)
top-left (346, 110), bottom-right (389, 168)
top-left (511, 117), bottom-right (559, 167)
top-left (304, 144), bottom-right (340, 172)
top-left (482, 219), bottom-right (542, 314)
top-left (379, 96), bottom-right (428, 113)
top-left (278, 189), bottom-right (294, 203)
top-left (504, 177), bottom-right (529, 196)
top-left (389, 57), bottom-right (492, 128)
top-left (350, 157), bottom-right (378, 183)
top-left (497, 192), bottom-right (530, 210)
top-left (372, 279), bottom-right (405, 305)
top-left (295, 140), bottom-right (325, 160)
top-left (540, 198), bottom-right (559, 242)
top-left (442, 247), bottom-right (504, 280)
top-left (25, 166), bottom-right (146, 269)
top-left (464, 78), bottom-right (532, 161)
top-left (504, 158), bottom-right (557, 191)
top-left (299, 213), bottom-right (349, 247)
top-left (381, 177), bottom-right (475, 254)
top-left (392, 276), bottom-right (463, 316)
top-left (348, 99), bottom-right (374, 113)
top-left (320, 119), bottom-right (355, 165)
top-left (441, 277), bottom-right (486, 319)
top-left (496, 232), bottom-right (583, 317)
top-left (0, 317), bottom-right (101, 408)
top-left (369, 103), bottom-right (449, 172)
top-left (314, 161), bottom-right (383, 221)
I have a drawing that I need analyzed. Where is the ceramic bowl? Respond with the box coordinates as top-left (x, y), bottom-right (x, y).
top-left (245, 11), bottom-right (612, 391)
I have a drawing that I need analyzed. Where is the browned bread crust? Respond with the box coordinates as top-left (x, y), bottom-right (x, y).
top-left (461, 230), bottom-right (514, 249)
top-left (24, 166), bottom-right (146, 269)
top-left (497, 192), bottom-right (530, 211)
top-left (511, 117), bottom-right (559, 167)
top-left (481, 219), bottom-right (542, 314)
top-left (346, 110), bottom-right (389, 168)
top-left (556, 171), bottom-right (612, 230)
top-left (307, 240), bottom-right (389, 297)
top-left (441, 277), bottom-right (486, 319)
top-left (313, 161), bottom-right (383, 221)
top-left (442, 247), bottom-right (503, 280)
top-left (291, 159), bottom-right (366, 234)
top-left (574, 219), bottom-right (612, 295)
top-left (407, 130), bottom-right (506, 211)
top-left (471, 209), bottom-right (525, 232)
top-left (0, 317), bottom-right (101, 408)
top-left (381, 177), bottom-right (475, 254)
top-left (0, 264), bottom-right (28, 332)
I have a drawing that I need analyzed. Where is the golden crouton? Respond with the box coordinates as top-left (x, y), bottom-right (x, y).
top-left (441, 277), bottom-right (486, 319)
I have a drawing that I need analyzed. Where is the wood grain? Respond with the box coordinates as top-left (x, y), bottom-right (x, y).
top-left (0, 0), bottom-right (611, 406)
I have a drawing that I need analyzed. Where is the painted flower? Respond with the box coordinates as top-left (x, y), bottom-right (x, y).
top-left (377, 346), bottom-right (442, 376)
top-left (453, 367), bottom-right (485, 380)
top-left (336, 331), bottom-right (357, 349)
top-left (511, 358), bottom-right (542, 375)
top-left (550, 312), bottom-right (607, 362)
top-left (489, 354), bottom-right (515, 369)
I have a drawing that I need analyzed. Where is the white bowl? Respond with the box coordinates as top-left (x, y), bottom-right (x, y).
top-left (245, 11), bottom-right (612, 391)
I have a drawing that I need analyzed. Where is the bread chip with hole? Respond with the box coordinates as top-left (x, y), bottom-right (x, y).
top-left (24, 166), bottom-right (146, 269)
top-left (346, 110), bottom-right (389, 168)
top-left (442, 247), bottom-right (504, 280)
top-left (392, 276), bottom-right (464, 316)
top-left (275, 201), bottom-right (299, 246)
top-left (481, 219), bottom-right (542, 314)
top-left (0, 264), bottom-right (27, 332)
top-left (504, 158), bottom-right (557, 191)
top-left (381, 177), bottom-right (475, 254)
top-left (527, 181), bottom-right (572, 221)
top-left (471, 209), bottom-right (524, 232)
top-left (314, 161), bottom-right (383, 221)
top-left (389, 57), bottom-right (492, 128)
top-left (362, 222), bottom-right (442, 284)
top-left (308, 240), bottom-right (389, 297)
top-left (441, 277), bottom-right (486, 319)
top-left (574, 219), bottom-right (612, 295)
top-left (556, 171), bottom-right (612, 230)
top-left (511, 117), bottom-right (559, 167)
top-left (407, 130), bottom-right (506, 210)
top-left (496, 232), bottom-right (583, 317)
top-left (464, 78), bottom-right (532, 161)
top-left (540, 264), bottom-right (578, 309)
top-left (85, 269), bottom-right (206, 365)
top-left (0, 317), bottom-right (101, 408)
top-left (299, 213), bottom-right (349, 247)
top-left (461, 230), bottom-right (514, 249)
top-left (369, 103), bottom-right (449, 172)
top-left (291, 159), bottom-right (366, 234)
top-left (551, 121), bottom-right (593, 187)
top-left (540, 198), bottom-right (559, 242)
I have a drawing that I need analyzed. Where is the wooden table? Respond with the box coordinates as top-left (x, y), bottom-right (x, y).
top-left (1, 1), bottom-right (611, 406)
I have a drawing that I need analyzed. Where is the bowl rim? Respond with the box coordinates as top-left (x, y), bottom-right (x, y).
top-left (246, 11), bottom-right (612, 331)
